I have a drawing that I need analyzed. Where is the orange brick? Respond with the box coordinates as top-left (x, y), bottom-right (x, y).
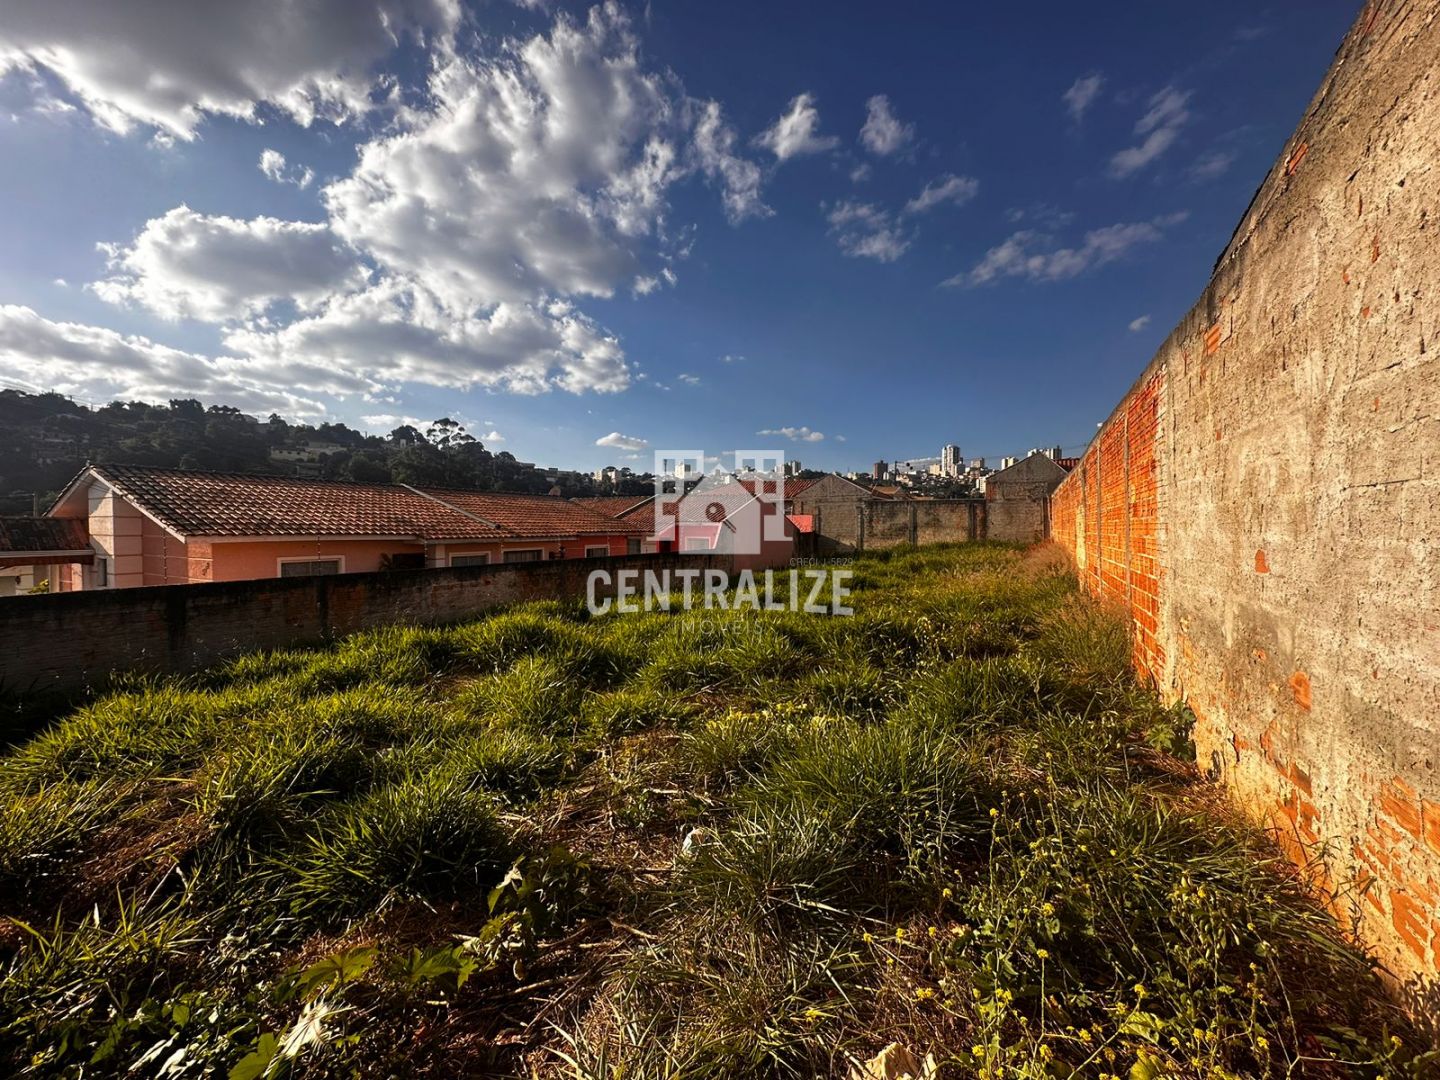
top-left (1389, 890), bottom-right (1430, 960)
top-left (1379, 786), bottom-right (1422, 839)
top-left (1423, 800), bottom-right (1440, 857)
top-left (1288, 670), bottom-right (1312, 710)
top-left (1285, 141), bottom-right (1309, 175)
top-left (1204, 322), bottom-right (1222, 355)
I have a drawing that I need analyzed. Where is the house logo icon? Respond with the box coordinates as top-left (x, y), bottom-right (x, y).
top-left (650, 451), bottom-right (787, 556)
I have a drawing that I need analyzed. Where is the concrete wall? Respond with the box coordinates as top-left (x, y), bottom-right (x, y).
top-left (812, 499), bottom-right (985, 552)
top-left (0, 553), bottom-right (725, 700)
top-left (1049, 0), bottom-right (1439, 1009)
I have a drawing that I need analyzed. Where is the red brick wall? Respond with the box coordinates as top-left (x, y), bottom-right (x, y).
top-left (1048, 0), bottom-right (1439, 1009)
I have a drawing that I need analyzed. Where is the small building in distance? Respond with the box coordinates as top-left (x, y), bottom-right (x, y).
top-left (985, 452), bottom-right (1072, 542)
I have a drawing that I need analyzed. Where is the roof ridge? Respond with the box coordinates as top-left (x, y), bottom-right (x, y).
top-left (400, 484), bottom-right (512, 535)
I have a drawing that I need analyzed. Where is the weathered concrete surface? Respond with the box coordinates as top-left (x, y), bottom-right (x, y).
top-left (0, 553), bottom-right (725, 699)
top-left (987, 454), bottom-right (1070, 542)
top-left (812, 499), bottom-right (985, 552)
top-left (1050, 0), bottom-right (1439, 1013)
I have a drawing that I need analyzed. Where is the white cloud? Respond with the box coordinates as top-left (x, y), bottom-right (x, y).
top-left (859, 94), bottom-right (913, 155)
top-left (0, 303), bottom-right (325, 416)
top-left (259, 148), bottom-right (314, 189)
top-left (323, 7), bottom-right (686, 310)
top-left (691, 100), bottom-right (771, 222)
top-left (223, 281), bottom-right (630, 396)
top-left (0, 0), bottom-right (457, 139)
top-left (1110, 87), bottom-right (1190, 177)
top-left (905, 173), bottom-right (979, 214)
top-left (677, 373), bottom-right (700, 385)
top-left (720, 353), bottom-right (743, 363)
top-left (361, 413), bottom-right (425, 429)
top-left (1062, 73), bottom-right (1104, 121)
top-left (92, 205), bottom-right (364, 322)
top-left (480, 428), bottom-right (505, 442)
top-left (826, 200), bottom-right (910, 262)
top-left (1190, 146), bottom-right (1238, 181)
top-left (849, 162), bottom-right (872, 183)
top-left (17, 2), bottom-right (787, 411)
top-left (596, 431), bottom-right (648, 450)
top-left (1128, 314), bottom-right (1152, 332)
top-left (947, 214), bottom-right (1184, 287)
top-left (754, 92), bottom-right (838, 160)
top-left (758, 425), bottom-right (824, 442)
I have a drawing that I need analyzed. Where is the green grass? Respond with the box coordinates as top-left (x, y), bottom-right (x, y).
top-left (0, 543), bottom-right (1430, 1079)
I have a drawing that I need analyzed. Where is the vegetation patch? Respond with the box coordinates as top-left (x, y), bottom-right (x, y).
top-left (0, 544), bottom-right (1431, 1078)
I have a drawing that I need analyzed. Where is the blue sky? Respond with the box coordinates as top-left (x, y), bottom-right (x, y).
top-left (0, 0), bottom-right (1358, 471)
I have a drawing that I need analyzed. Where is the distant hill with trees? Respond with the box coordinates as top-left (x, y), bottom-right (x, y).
top-left (0, 390), bottom-right (651, 514)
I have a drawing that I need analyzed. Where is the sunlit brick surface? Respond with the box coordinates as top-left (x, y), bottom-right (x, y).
top-left (1049, 0), bottom-right (1439, 1010)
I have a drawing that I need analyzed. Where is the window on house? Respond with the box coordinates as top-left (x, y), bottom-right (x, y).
top-left (502, 549), bottom-right (543, 563)
top-left (584, 545), bottom-right (609, 558)
top-left (626, 538), bottom-right (642, 555)
top-left (94, 556), bottom-right (108, 587)
top-left (684, 537), bottom-right (711, 551)
top-left (279, 559), bottom-right (341, 577)
top-left (450, 553), bottom-right (491, 567)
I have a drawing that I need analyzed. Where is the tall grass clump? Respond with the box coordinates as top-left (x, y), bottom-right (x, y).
top-left (278, 774), bottom-right (512, 921)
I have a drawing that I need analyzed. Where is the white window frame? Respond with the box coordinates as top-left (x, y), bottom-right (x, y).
top-left (583, 544), bottom-right (609, 558)
top-left (277, 555), bottom-right (345, 577)
top-left (449, 552), bottom-right (492, 567)
top-left (683, 537), bottom-right (712, 552)
top-left (501, 548), bottom-right (545, 563)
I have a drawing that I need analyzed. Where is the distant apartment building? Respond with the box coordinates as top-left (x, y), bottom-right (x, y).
top-left (940, 443), bottom-right (962, 477)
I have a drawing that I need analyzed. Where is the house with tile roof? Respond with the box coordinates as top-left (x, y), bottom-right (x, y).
top-left (0, 517), bottom-right (94, 596)
top-left (39, 464), bottom-right (646, 591)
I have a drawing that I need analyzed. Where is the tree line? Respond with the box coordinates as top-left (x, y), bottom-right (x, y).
top-left (0, 390), bottom-right (650, 514)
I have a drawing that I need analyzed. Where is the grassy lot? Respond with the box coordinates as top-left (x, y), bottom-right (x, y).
top-left (0, 544), bottom-right (1430, 1078)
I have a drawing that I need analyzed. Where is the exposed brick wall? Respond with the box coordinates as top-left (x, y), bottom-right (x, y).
top-left (0, 553), bottom-right (725, 700)
top-left (1048, 0), bottom-right (1439, 1011)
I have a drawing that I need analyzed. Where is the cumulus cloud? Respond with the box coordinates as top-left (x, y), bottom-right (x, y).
top-left (596, 431), bottom-right (649, 450)
top-left (905, 173), bottom-right (979, 214)
top-left (0, 0), bottom-right (457, 138)
top-left (754, 92), bottom-right (838, 160)
top-left (92, 205), bottom-right (364, 322)
top-left (0, 304), bottom-right (325, 416)
top-left (259, 149), bottom-right (314, 189)
top-left (223, 281), bottom-right (630, 395)
top-left (946, 213), bottom-right (1185, 287)
top-left (757, 425), bottom-right (824, 442)
top-left (1128, 314), bottom-right (1152, 332)
top-left (859, 94), bottom-right (913, 155)
top-left (1110, 87), bottom-right (1190, 177)
top-left (826, 201), bottom-right (910, 262)
top-left (20, 3), bottom-right (786, 410)
top-left (1062, 73), bottom-right (1104, 121)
